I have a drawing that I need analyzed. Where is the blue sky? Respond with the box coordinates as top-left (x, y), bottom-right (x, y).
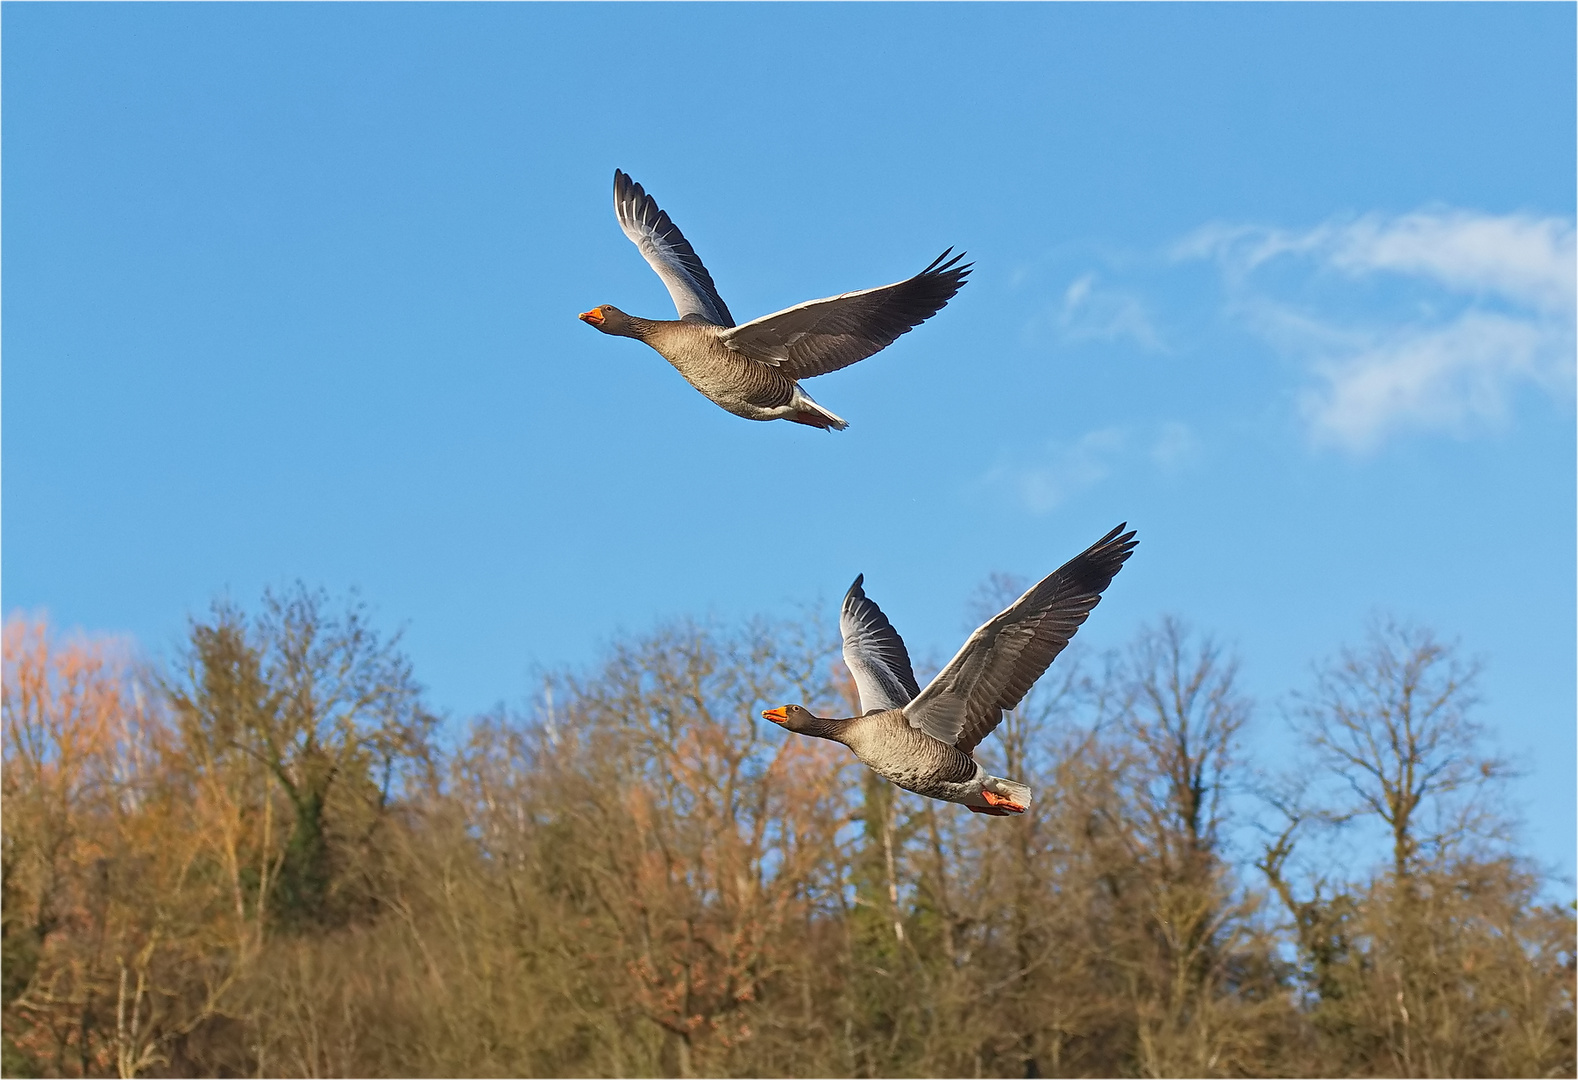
top-left (5, 4), bottom-right (1573, 887)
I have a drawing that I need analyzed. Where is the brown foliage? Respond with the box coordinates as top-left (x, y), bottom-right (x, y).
top-left (3, 617), bottom-right (240, 1077)
top-left (3, 602), bottom-right (1572, 1078)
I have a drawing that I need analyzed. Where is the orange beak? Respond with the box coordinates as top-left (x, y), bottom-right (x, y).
top-left (578, 308), bottom-right (605, 326)
top-left (762, 707), bottom-right (789, 724)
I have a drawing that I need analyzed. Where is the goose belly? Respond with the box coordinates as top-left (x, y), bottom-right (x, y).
top-left (845, 726), bottom-right (982, 804)
top-left (649, 335), bottom-right (796, 419)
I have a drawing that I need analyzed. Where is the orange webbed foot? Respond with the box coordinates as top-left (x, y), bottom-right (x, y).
top-left (980, 789), bottom-right (1027, 814)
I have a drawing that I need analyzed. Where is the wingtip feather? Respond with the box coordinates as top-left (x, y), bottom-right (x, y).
top-left (922, 248), bottom-right (973, 280)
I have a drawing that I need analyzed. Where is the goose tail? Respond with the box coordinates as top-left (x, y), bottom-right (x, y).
top-left (786, 387), bottom-right (848, 431)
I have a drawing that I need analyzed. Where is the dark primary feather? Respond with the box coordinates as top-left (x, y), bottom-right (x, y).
top-left (720, 249), bottom-right (972, 379)
top-left (613, 170), bottom-right (735, 327)
top-left (840, 575), bottom-right (922, 713)
top-left (904, 524), bottom-right (1138, 754)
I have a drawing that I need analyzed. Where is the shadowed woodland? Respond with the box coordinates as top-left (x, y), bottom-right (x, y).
top-left (3, 585), bottom-right (1573, 1078)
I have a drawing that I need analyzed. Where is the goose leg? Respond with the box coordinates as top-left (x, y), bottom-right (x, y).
top-left (967, 803), bottom-right (1016, 816)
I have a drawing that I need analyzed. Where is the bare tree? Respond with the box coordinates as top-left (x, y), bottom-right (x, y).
top-left (1259, 617), bottom-right (1572, 1078)
top-left (1295, 617), bottom-right (1505, 879)
top-left (1118, 617), bottom-right (1248, 881)
top-left (165, 585), bottom-right (435, 928)
top-left (477, 616), bottom-right (852, 1077)
top-left (1100, 618), bottom-right (1286, 1077)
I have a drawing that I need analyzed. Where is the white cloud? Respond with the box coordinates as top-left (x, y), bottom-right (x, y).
top-left (1057, 271), bottom-right (1165, 351)
top-left (1325, 212), bottom-right (1574, 312)
top-left (1301, 312), bottom-right (1555, 451)
top-left (1183, 211), bottom-right (1575, 312)
top-left (1180, 208), bottom-right (1575, 452)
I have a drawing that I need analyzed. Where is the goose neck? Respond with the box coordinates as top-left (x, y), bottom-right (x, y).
top-left (802, 713), bottom-right (855, 744)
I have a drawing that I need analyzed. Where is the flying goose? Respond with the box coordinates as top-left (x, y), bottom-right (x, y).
top-left (763, 524), bottom-right (1137, 815)
top-left (579, 170), bottom-right (971, 430)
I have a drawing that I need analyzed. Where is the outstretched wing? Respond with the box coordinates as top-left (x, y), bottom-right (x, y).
top-left (840, 575), bottom-right (921, 714)
top-left (904, 524), bottom-right (1138, 752)
top-left (613, 170), bottom-right (734, 327)
top-left (720, 250), bottom-right (970, 379)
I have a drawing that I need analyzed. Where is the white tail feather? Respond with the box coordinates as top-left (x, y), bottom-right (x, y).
top-left (789, 386), bottom-right (848, 430)
top-left (988, 776), bottom-right (1032, 807)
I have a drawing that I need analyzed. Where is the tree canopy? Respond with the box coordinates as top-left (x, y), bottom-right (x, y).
top-left (3, 594), bottom-right (1572, 1078)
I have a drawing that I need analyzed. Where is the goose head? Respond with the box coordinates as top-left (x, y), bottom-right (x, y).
top-left (578, 304), bottom-right (637, 336)
top-left (762, 704), bottom-right (825, 734)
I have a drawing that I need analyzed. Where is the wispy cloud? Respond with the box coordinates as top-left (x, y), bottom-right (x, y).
top-left (986, 423), bottom-right (1198, 514)
top-left (1180, 209), bottom-right (1575, 452)
top-left (1056, 272), bottom-right (1166, 351)
top-left (1180, 210), bottom-right (1574, 310)
top-left (991, 426), bottom-right (1126, 514)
